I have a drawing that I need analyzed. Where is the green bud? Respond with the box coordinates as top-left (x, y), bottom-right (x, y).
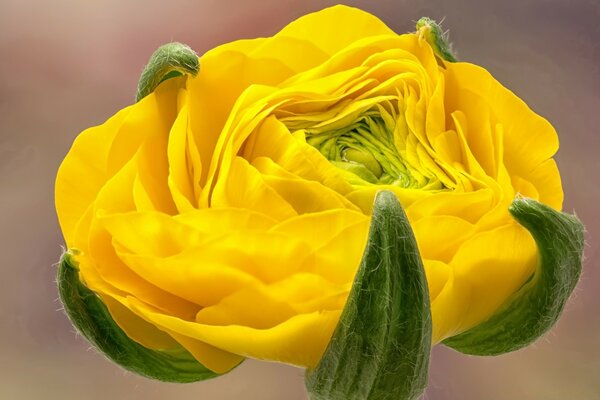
top-left (305, 191), bottom-right (431, 400)
top-left (416, 17), bottom-right (457, 62)
top-left (136, 42), bottom-right (199, 102)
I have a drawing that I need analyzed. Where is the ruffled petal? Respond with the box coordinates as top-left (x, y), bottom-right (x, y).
top-left (431, 222), bottom-right (538, 341)
top-left (128, 296), bottom-right (341, 369)
top-left (55, 106), bottom-right (131, 246)
top-left (275, 5), bottom-right (395, 56)
top-left (444, 62), bottom-right (562, 208)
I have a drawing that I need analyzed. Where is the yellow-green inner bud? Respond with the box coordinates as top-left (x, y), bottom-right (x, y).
top-left (307, 115), bottom-right (416, 187)
top-left (303, 114), bottom-right (423, 188)
top-left (280, 100), bottom-right (450, 190)
top-left (343, 148), bottom-right (383, 179)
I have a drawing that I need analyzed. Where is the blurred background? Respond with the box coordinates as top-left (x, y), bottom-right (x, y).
top-left (1, 0), bottom-right (598, 399)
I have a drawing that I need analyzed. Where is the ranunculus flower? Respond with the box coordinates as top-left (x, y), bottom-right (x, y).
top-left (55, 5), bottom-right (564, 376)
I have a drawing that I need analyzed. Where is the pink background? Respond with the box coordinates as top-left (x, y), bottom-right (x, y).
top-left (1, 0), bottom-right (598, 399)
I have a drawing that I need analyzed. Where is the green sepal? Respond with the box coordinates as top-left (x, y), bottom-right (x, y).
top-left (57, 251), bottom-right (220, 382)
top-left (443, 197), bottom-right (584, 355)
top-left (136, 42), bottom-right (199, 102)
top-left (415, 17), bottom-right (457, 62)
top-left (305, 191), bottom-right (432, 400)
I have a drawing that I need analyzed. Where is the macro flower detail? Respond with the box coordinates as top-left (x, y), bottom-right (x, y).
top-left (55, 5), bottom-right (584, 399)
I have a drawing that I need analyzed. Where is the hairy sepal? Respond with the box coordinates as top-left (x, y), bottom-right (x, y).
top-left (57, 251), bottom-right (222, 382)
top-left (136, 42), bottom-right (199, 102)
top-left (305, 191), bottom-right (432, 400)
top-left (444, 197), bottom-right (584, 355)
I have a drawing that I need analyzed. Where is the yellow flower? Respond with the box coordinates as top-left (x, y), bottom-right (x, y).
top-left (55, 5), bottom-right (562, 374)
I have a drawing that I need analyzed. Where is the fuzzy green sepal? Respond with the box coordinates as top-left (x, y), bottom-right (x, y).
top-left (136, 42), bottom-right (199, 102)
top-left (443, 198), bottom-right (584, 355)
top-left (416, 17), bottom-right (457, 62)
top-left (305, 191), bottom-right (431, 400)
top-left (57, 251), bottom-right (221, 382)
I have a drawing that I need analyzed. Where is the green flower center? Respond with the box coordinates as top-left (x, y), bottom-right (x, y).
top-left (280, 98), bottom-right (451, 191)
top-left (305, 115), bottom-right (418, 187)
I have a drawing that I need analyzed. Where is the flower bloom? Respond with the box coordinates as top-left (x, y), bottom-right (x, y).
top-left (55, 5), bottom-right (562, 373)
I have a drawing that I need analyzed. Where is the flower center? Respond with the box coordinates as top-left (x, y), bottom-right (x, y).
top-left (306, 115), bottom-right (418, 187)
top-left (279, 96), bottom-right (454, 191)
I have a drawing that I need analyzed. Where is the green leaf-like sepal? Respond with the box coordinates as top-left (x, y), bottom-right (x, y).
top-left (136, 42), bottom-right (199, 102)
top-left (416, 17), bottom-right (457, 62)
top-left (305, 191), bottom-right (432, 400)
top-left (57, 251), bottom-right (219, 382)
top-left (443, 198), bottom-right (584, 355)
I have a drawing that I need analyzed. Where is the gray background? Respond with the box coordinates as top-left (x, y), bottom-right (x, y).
top-left (1, 0), bottom-right (598, 399)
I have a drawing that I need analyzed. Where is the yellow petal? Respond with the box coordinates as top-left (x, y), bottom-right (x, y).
top-left (282, 35), bottom-right (434, 94)
top-left (246, 34), bottom-right (329, 74)
top-left (430, 269), bottom-right (467, 343)
top-left (56, 78), bottom-right (184, 246)
top-left (55, 106), bottom-right (132, 246)
top-left (100, 211), bottom-right (210, 258)
top-left (511, 175), bottom-right (540, 201)
top-left (210, 156), bottom-right (297, 221)
top-left (260, 273), bottom-right (350, 314)
top-left (270, 209), bottom-right (368, 248)
top-left (242, 115), bottom-right (353, 195)
top-left (115, 251), bottom-right (263, 307)
top-left (444, 62), bottom-right (561, 203)
top-left (345, 185), bottom-right (431, 214)
top-left (133, 134), bottom-right (177, 214)
top-left (167, 102), bottom-right (196, 212)
top-left (194, 285), bottom-right (298, 329)
top-left (199, 89), bottom-right (279, 207)
top-left (100, 294), bottom-right (180, 350)
top-left (270, 209), bottom-right (370, 284)
top-left (187, 52), bottom-right (294, 186)
top-left (252, 156), bottom-right (358, 214)
top-left (166, 332), bottom-right (244, 374)
top-left (106, 78), bottom-right (184, 175)
top-left (432, 223), bottom-right (538, 340)
top-left (100, 290), bottom-right (244, 374)
top-left (85, 161), bottom-right (199, 319)
top-left (174, 207), bottom-right (278, 233)
top-left (407, 189), bottom-right (495, 224)
top-left (422, 259), bottom-right (451, 301)
top-left (526, 158), bottom-right (563, 209)
top-left (445, 86), bottom-right (497, 178)
top-left (412, 215), bottom-right (476, 263)
top-left (88, 219), bottom-right (199, 320)
top-left (276, 5), bottom-right (395, 56)
top-left (193, 273), bottom-right (349, 328)
top-left (128, 296), bottom-right (341, 368)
